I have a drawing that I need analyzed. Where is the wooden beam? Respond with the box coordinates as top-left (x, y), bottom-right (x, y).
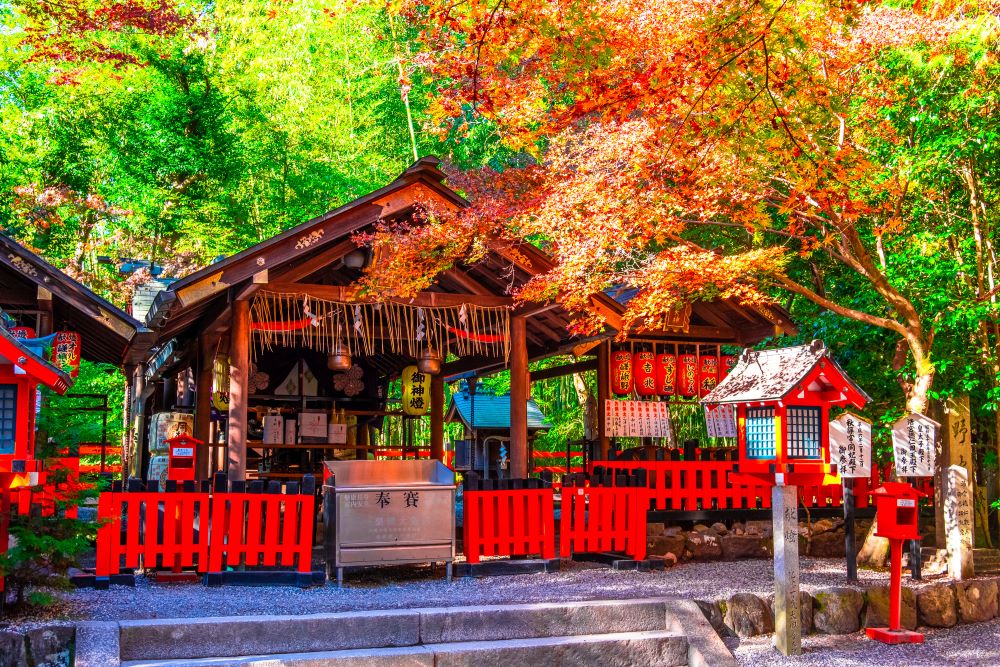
top-left (264, 283), bottom-right (515, 308)
top-left (509, 315), bottom-right (529, 478)
top-left (227, 299), bottom-right (250, 481)
top-left (530, 358), bottom-right (597, 382)
top-left (269, 238), bottom-right (358, 284)
top-left (430, 374), bottom-right (444, 461)
top-left (441, 267), bottom-right (493, 296)
top-left (596, 341), bottom-right (610, 459)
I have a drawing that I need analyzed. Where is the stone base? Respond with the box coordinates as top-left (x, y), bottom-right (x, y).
top-left (865, 627), bottom-right (924, 644)
top-left (203, 570), bottom-right (323, 588)
top-left (455, 558), bottom-right (560, 578)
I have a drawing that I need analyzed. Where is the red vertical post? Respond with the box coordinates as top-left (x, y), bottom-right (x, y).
top-left (889, 538), bottom-right (903, 631)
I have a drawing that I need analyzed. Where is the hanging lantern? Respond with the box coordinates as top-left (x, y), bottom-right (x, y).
top-left (327, 342), bottom-right (353, 371)
top-left (655, 353), bottom-right (677, 396)
top-left (417, 347), bottom-right (442, 375)
top-left (633, 351), bottom-right (657, 397)
top-left (9, 326), bottom-right (35, 340)
top-left (401, 365), bottom-right (430, 416)
top-left (678, 354), bottom-right (698, 397)
top-left (609, 350), bottom-right (633, 396)
top-left (721, 354), bottom-right (739, 378)
top-left (50, 331), bottom-right (81, 378)
top-left (700, 356), bottom-right (720, 397)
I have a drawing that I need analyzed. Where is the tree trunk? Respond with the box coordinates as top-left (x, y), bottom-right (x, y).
top-left (857, 517), bottom-right (890, 568)
top-left (572, 373), bottom-right (597, 442)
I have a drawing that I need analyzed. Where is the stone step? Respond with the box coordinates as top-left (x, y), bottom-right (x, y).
top-left (120, 630), bottom-right (690, 667)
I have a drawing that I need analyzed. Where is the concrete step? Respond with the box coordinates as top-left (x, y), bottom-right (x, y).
top-left (77, 598), bottom-right (736, 667)
top-left (120, 630), bottom-right (690, 667)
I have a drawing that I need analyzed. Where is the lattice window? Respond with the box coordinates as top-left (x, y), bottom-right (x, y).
top-left (787, 406), bottom-right (822, 459)
top-left (745, 407), bottom-right (775, 459)
top-left (0, 384), bottom-right (16, 455)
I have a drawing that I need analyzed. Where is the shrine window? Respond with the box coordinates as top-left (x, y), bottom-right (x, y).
top-left (787, 406), bottom-right (822, 459)
top-left (745, 407), bottom-right (775, 459)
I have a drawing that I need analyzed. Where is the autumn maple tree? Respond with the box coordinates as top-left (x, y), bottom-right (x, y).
top-left (359, 0), bottom-right (1000, 414)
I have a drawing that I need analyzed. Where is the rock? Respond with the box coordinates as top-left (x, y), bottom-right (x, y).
top-left (810, 518), bottom-right (838, 535)
top-left (813, 588), bottom-right (864, 634)
top-left (808, 530), bottom-right (846, 558)
top-left (955, 580), bottom-right (999, 624)
top-left (767, 591), bottom-right (814, 634)
top-left (917, 584), bottom-right (958, 628)
top-left (693, 524), bottom-right (711, 533)
top-left (685, 531), bottom-right (722, 559)
top-left (0, 632), bottom-right (27, 667)
top-left (646, 522), bottom-right (666, 537)
top-left (664, 526), bottom-right (683, 537)
top-left (864, 586), bottom-right (917, 630)
top-left (723, 593), bottom-right (774, 637)
top-left (710, 522), bottom-right (728, 535)
top-left (647, 534), bottom-right (686, 558)
top-left (720, 534), bottom-right (768, 560)
top-left (695, 600), bottom-right (728, 636)
top-left (26, 627), bottom-right (74, 667)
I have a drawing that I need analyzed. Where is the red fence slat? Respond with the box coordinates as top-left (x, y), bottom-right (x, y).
top-left (463, 488), bottom-right (555, 564)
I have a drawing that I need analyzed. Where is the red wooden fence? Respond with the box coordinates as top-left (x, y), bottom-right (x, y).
top-left (560, 475), bottom-right (648, 560)
top-left (463, 478), bottom-right (555, 564)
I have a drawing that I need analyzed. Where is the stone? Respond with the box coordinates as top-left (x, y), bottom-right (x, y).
top-left (663, 600), bottom-right (739, 667)
top-left (810, 518), bottom-right (838, 535)
top-left (807, 530), bottom-right (846, 558)
top-left (767, 592), bottom-right (813, 635)
top-left (25, 627), bottom-right (74, 667)
top-left (685, 531), bottom-right (722, 559)
top-left (864, 586), bottom-right (917, 631)
top-left (74, 622), bottom-right (121, 667)
top-left (0, 631), bottom-right (27, 667)
top-left (694, 600), bottom-right (728, 636)
top-left (955, 580), bottom-right (999, 624)
top-left (664, 526), bottom-right (683, 538)
top-left (813, 588), bottom-right (864, 635)
top-left (720, 534), bottom-right (768, 560)
top-left (648, 534), bottom-right (687, 558)
top-left (723, 593), bottom-right (774, 638)
top-left (710, 522), bottom-right (728, 535)
top-left (693, 524), bottom-right (711, 533)
top-left (646, 522), bottom-right (666, 537)
top-left (917, 584), bottom-right (958, 628)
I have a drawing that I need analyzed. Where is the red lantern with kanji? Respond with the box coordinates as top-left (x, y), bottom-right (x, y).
top-left (50, 331), bottom-right (81, 379)
top-left (610, 350), bottom-right (633, 396)
top-left (700, 356), bottom-right (720, 397)
top-left (655, 353), bottom-right (676, 396)
top-left (721, 354), bottom-right (739, 377)
top-left (633, 351), bottom-right (657, 397)
top-left (9, 327), bottom-right (35, 340)
top-left (678, 354), bottom-right (698, 397)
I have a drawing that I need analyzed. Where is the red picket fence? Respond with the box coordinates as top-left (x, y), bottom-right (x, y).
top-left (10, 456), bottom-right (86, 518)
top-left (532, 450), bottom-right (585, 474)
top-left (463, 478), bottom-right (555, 564)
top-left (590, 459), bottom-right (934, 512)
top-left (96, 487), bottom-right (211, 577)
top-left (209, 485), bottom-right (314, 574)
top-left (95, 475), bottom-right (316, 584)
top-left (560, 476), bottom-right (648, 560)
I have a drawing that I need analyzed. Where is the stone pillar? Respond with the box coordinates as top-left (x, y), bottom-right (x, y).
top-left (945, 465), bottom-right (974, 580)
top-left (772, 484), bottom-right (802, 656)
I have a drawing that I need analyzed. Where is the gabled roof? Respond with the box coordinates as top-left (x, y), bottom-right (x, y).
top-left (0, 326), bottom-right (73, 394)
top-left (701, 339), bottom-right (870, 407)
top-left (446, 389), bottom-right (551, 431)
top-left (0, 232), bottom-right (152, 366)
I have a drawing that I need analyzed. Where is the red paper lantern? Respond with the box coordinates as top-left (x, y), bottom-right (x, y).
top-left (678, 354), bottom-right (698, 397)
top-left (655, 353), bottom-right (676, 396)
top-left (51, 331), bottom-right (81, 378)
top-left (9, 326), bottom-right (35, 340)
top-left (700, 356), bottom-right (720, 397)
top-left (633, 351), bottom-right (657, 397)
top-left (721, 355), bottom-right (739, 377)
top-left (610, 350), bottom-right (634, 396)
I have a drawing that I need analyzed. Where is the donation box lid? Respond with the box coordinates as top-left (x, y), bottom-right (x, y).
top-left (324, 459), bottom-right (455, 489)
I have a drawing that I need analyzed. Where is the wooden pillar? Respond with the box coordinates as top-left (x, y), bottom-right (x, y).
top-left (195, 335), bottom-right (215, 480)
top-left (227, 299), bottom-right (250, 481)
top-left (596, 341), bottom-right (611, 460)
top-left (430, 374), bottom-right (444, 461)
top-left (510, 315), bottom-right (529, 479)
top-left (129, 367), bottom-right (146, 479)
top-left (37, 286), bottom-right (53, 336)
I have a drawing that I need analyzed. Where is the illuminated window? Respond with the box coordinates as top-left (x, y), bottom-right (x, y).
top-left (0, 384), bottom-right (16, 455)
top-left (746, 407), bottom-right (775, 459)
top-left (787, 406), bottom-right (822, 459)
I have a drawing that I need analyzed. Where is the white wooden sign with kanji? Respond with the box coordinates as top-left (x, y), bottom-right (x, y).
top-left (891, 413), bottom-right (938, 478)
top-left (829, 412), bottom-right (872, 478)
top-left (703, 403), bottom-right (737, 439)
top-left (605, 400), bottom-right (672, 438)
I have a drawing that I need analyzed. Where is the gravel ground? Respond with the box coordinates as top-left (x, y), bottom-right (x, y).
top-left (0, 556), bottom-right (989, 630)
top-left (729, 619), bottom-right (1000, 666)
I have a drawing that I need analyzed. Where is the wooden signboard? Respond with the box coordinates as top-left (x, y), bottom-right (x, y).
top-left (829, 412), bottom-right (872, 478)
top-left (604, 400), bottom-right (672, 438)
top-left (703, 403), bottom-right (737, 439)
top-left (891, 413), bottom-right (938, 478)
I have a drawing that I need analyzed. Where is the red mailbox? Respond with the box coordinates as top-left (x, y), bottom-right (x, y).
top-left (867, 482), bottom-right (926, 645)
top-left (872, 482), bottom-right (925, 542)
top-left (165, 434), bottom-right (202, 483)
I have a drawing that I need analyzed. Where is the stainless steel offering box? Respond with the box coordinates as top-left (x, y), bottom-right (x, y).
top-left (323, 459), bottom-right (456, 585)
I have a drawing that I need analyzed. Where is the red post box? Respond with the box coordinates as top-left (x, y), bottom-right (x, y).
top-left (165, 434), bottom-right (202, 483)
top-left (867, 482), bottom-right (927, 645)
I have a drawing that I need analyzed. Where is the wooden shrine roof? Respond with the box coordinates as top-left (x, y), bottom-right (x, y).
top-left (0, 325), bottom-right (73, 394)
top-left (139, 157), bottom-right (796, 379)
top-left (0, 233), bottom-right (152, 367)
